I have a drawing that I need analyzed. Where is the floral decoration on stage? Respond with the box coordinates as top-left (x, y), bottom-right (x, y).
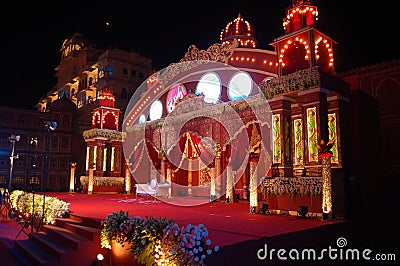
top-left (9, 190), bottom-right (70, 225)
top-left (100, 210), bottom-right (219, 266)
top-left (261, 176), bottom-right (322, 197)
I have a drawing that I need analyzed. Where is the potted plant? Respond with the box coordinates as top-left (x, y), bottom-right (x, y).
top-left (100, 210), bottom-right (219, 266)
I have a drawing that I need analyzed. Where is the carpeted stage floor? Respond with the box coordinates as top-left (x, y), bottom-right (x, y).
top-left (46, 192), bottom-right (335, 247)
top-left (1, 192), bottom-right (398, 265)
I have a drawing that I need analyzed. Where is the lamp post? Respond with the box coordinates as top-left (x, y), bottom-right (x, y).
top-left (37, 121), bottom-right (57, 231)
top-left (30, 137), bottom-right (38, 233)
top-left (8, 134), bottom-right (20, 193)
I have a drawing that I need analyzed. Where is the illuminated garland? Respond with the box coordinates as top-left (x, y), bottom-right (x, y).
top-left (80, 176), bottom-right (124, 186)
top-left (261, 177), bottom-right (322, 197)
top-left (82, 128), bottom-right (124, 140)
top-left (259, 67), bottom-right (320, 99)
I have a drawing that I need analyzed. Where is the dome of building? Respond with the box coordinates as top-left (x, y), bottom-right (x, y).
top-left (220, 13), bottom-right (257, 48)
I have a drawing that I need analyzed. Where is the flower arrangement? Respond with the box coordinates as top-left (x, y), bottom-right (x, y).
top-left (82, 128), bottom-right (124, 141)
top-left (156, 223), bottom-right (219, 265)
top-left (158, 147), bottom-right (167, 159)
top-left (9, 190), bottom-right (70, 224)
top-left (100, 210), bottom-right (219, 266)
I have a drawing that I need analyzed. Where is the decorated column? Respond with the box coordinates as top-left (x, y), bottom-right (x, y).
top-left (110, 140), bottom-right (123, 177)
top-left (249, 156), bottom-right (259, 213)
top-left (85, 140), bottom-right (95, 175)
top-left (166, 163), bottom-right (172, 197)
top-left (317, 139), bottom-right (334, 220)
top-left (88, 163), bottom-right (95, 194)
top-left (210, 143), bottom-right (222, 201)
top-left (161, 157), bottom-right (166, 183)
top-left (188, 159), bottom-right (193, 196)
top-left (94, 139), bottom-right (106, 176)
top-left (269, 97), bottom-right (294, 177)
top-left (299, 88), bottom-right (329, 167)
top-left (225, 164), bottom-right (234, 203)
top-left (124, 164), bottom-right (131, 194)
top-left (69, 162), bottom-right (77, 192)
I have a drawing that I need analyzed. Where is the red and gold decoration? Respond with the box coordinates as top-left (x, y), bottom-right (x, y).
top-left (69, 162), bottom-right (77, 192)
top-left (317, 139), bottom-right (335, 220)
top-left (82, 88), bottom-right (125, 194)
top-left (220, 13), bottom-right (257, 48)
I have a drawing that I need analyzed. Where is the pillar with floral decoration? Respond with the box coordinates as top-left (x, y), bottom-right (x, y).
top-left (166, 163), bottom-right (172, 197)
top-left (188, 159), bottom-right (193, 196)
top-left (225, 164), bottom-right (234, 203)
top-left (249, 156), bottom-right (259, 213)
top-left (69, 162), bottom-right (77, 192)
top-left (158, 148), bottom-right (167, 184)
top-left (212, 143), bottom-right (222, 201)
top-left (317, 139), bottom-right (335, 220)
top-left (124, 164), bottom-right (131, 194)
top-left (88, 163), bottom-right (95, 194)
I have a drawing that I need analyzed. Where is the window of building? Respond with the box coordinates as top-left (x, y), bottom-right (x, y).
top-left (128, 89), bottom-right (134, 99)
top-left (131, 70), bottom-right (136, 77)
top-left (139, 72), bottom-right (144, 79)
top-left (60, 135), bottom-right (70, 152)
top-left (123, 68), bottom-right (128, 75)
top-left (121, 88), bottom-right (127, 99)
top-left (108, 64), bottom-right (114, 76)
top-left (88, 77), bottom-right (93, 86)
top-left (51, 135), bottom-right (59, 150)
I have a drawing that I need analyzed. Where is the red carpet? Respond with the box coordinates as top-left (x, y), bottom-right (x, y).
top-left (44, 192), bottom-right (336, 247)
top-left (2, 192), bottom-right (397, 266)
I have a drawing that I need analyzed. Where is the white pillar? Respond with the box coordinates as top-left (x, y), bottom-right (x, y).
top-left (210, 166), bottom-right (216, 199)
top-left (249, 160), bottom-right (258, 213)
top-left (321, 153), bottom-right (333, 220)
top-left (188, 159), bottom-right (192, 196)
top-left (69, 162), bottom-right (76, 192)
top-left (125, 165), bottom-right (131, 194)
top-left (226, 165), bottom-right (234, 203)
top-left (88, 166), bottom-right (94, 194)
top-left (167, 165), bottom-right (172, 197)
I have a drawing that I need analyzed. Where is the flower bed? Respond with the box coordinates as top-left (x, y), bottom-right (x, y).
top-left (9, 190), bottom-right (70, 225)
top-left (80, 176), bottom-right (124, 194)
top-left (100, 210), bottom-right (219, 266)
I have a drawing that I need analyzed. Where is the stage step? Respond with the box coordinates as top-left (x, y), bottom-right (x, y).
top-left (13, 214), bottom-right (104, 266)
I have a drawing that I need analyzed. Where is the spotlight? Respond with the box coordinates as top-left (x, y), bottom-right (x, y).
top-left (297, 205), bottom-right (308, 218)
top-left (43, 121), bottom-right (57, 131)
top-left (261, 203), bottom-right (270, 215)
top-left (97, 253), bottom-right (104, 261)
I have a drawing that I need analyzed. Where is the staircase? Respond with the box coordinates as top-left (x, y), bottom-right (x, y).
top-left (13, 214), bottom-right (105, 266)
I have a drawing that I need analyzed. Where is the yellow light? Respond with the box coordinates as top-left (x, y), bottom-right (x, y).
top-left (97, 254), bottom-right (104, 261)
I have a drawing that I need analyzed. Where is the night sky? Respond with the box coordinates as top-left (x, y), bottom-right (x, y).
top-left (2, 1), bottom-right (398, 109)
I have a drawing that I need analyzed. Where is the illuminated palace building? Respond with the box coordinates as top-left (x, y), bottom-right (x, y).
top-left (0, 0), bottom-right (399, 218)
